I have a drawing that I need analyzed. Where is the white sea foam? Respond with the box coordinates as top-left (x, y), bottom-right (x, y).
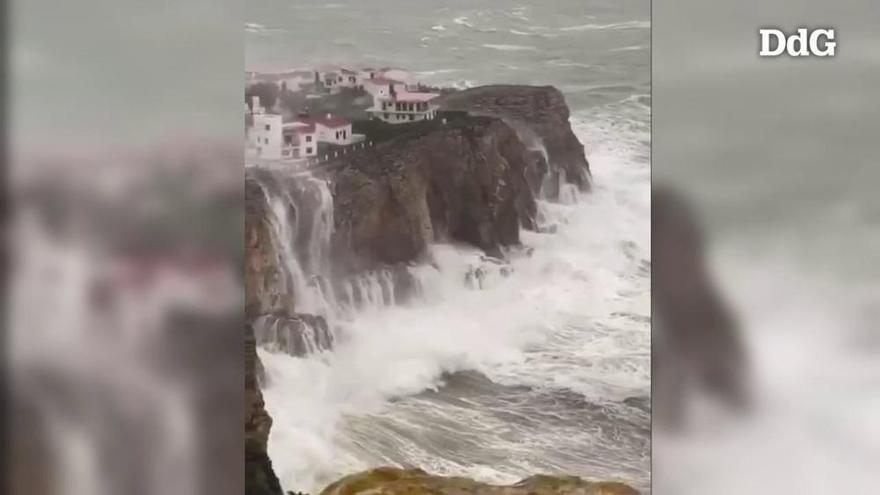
top-left (610, 45), bottom-right (647, 52)
top-left (482, 44), bottom-right (537, 52)
top-left (453, 16), bottom-right (473, 28)
top-left (260, 97), bottom-right (650, 492)
top-left (558, 20), bottom-right (649, 32)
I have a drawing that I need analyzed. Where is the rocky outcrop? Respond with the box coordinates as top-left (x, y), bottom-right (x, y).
top-left (441, 85), bottom-right (591, 198)
top-left (320, 468), bottom-right (640, 495)
top-left (245, 322), bottom-right (284, 495)
top-left (331, 115), bottom-right (538, 270)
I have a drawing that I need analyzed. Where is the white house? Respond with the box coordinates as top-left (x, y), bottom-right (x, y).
top-left (247, 97), bottom-right (284, 159)
top-left (338, 68), bottom-right (360, 89)
top-left (368, 89), bottom-right (440, 124)
top-left (295, 113), bottom-right (355, 145)
top-left (282, 122), bottom-right (318, 159)
top-left (363, 77), bottom-right (408, 98)
top-left (277, 69), bottom-right (316, 92)
top-left (315, 64), bottom-right (345, 93)
top-left (357, 68), bottom-right (379, 87)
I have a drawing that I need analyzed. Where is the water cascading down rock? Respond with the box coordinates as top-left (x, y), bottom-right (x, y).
top-left (244, 85), bottom-right (621, 495)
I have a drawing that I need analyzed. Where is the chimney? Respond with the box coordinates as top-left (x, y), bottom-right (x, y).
top-left (251, 95), bottom-right (261, 113)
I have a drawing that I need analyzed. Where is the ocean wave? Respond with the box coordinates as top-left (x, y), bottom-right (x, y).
top-left (261, 103), bottom-right (650, 493)
top-left (510, 6), bottom-right (531, 22)
top-left (245, 22), bottom-right (267, 34)
top-left (558, 20), bottom-right (649, 32)
top-left (548, 59), bottom-right (592, 68)
top-left (431, 24), bottom-right (446, 32)
top-left (453, 16), bottom-right (474, 28)
top-left (414, 68), bottom-right (462, 77)
top-left (483, 44), bottom-right (537, 52)
top-left (610, 45), bottom-right (648, 52)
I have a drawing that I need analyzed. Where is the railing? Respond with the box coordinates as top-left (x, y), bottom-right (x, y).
top-left (252, 139), bottom-right (377, 172)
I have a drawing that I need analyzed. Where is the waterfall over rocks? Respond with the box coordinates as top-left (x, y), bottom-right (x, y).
top-left (244, 84), bottom-right (649, 494)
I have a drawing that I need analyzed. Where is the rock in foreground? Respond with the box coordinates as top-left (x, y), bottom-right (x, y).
top-left (319, 467), bottom-right (640, 495)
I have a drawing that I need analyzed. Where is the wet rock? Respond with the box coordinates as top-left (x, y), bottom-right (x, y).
top-left (319, 467), bottom-right (640, 495)
top-left (254, 312), bottom-right (333, 356)
top-left (441, 85), bottom-right (591, 198)
top-left (331, 115), bottom-right (538, 269)
top-left (246, 322), bottom-right (284, 495)
top-left (246, 175), bottom-right (294, 318)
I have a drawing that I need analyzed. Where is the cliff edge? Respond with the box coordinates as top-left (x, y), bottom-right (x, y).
top-left (441, 85), bottom-right (591, 198)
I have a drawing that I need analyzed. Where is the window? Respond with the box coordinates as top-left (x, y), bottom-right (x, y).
top-left (306, 147), bottom-right (313, 154)
top-left (335, 131), bottom-right (339, 139)
top-left (265, 124), bottom-right (270, 131)
top-left (264, 138), bottom-right (269, 144)
top-left (343, 130), bottom-right (347, 139)
top-left (306, 135), bottom-right (312, 142)
top-left (384, 112), bottom-right (389, 119)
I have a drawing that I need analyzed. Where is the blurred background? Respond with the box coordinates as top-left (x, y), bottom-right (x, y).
top-left (7, 1), bottom-right (244, 494)
top-left (7, 0), bottom-right (880, 494)
top-left (653, 0), bottom-right (880, 493)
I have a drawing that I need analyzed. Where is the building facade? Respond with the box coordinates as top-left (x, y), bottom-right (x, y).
top-left (296, 113), bottom-right (355, 146)
top-left (248, 111), bottom-right (284, 159)
top-left (368, 90), bottom-right (440, 124)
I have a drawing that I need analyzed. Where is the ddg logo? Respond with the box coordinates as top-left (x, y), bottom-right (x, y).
top-left (759, 28), bottom-right (836, 57)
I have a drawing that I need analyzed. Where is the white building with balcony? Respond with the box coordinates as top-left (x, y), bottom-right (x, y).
top-left (368, 89), bottom-right (440, 124)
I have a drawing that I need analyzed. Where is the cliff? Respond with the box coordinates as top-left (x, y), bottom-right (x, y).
top-left (245, 322), bottom-right (284, 495)
top-left (244, 85), bottom-right (596, 495)
top-left (331, 114), bottom-right (538, 271)
top-left (441, 85), bottom-right (591, 198)
top-left (320, 468), bottom-right (639, 495)
top-left (245, 175), bottom-right (291, 319)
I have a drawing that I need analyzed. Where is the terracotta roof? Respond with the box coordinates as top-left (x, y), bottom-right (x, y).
top-left (295, 114), bottom-right (350, 129)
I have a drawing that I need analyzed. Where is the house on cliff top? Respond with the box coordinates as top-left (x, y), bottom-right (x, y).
top-left (367, 85), bottom-right (440, 124)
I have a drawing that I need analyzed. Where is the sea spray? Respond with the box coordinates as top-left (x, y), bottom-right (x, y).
top-left (258, 110), bottom-right (649, 489)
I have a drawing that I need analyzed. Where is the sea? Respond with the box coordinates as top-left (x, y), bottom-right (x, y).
top-left (246, 1), bottom-right (651, 493)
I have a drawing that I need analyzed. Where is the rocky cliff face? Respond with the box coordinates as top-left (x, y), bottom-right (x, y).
top-left (245, 322), bottom-right (284, 495)
top-left (441, 85), bottom-right (591, 198)
top-left (244, 85), bottom-right (595, 495)
top-left (331, 115), bottom-right (538, 270)
top-left (320, 468), bottom-right (640, 495)
top-left (245, 176), bottom-right (291, 319)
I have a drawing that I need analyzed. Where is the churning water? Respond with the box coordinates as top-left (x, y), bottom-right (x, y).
top-left (247, 0), bottom-right (650, 492)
